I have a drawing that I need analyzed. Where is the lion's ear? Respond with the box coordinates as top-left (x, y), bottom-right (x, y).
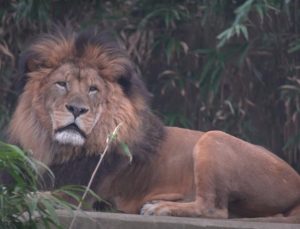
top-left (13, 51), bottom-right (40, 96)
top-left (18, 50), bottom-right (47, 75)
top-left (27, 58), bottom-right (43, 72)
top-left (117, 70), bottom-right (152, 101)
top-left (117, 74), bottom-right (132, 95)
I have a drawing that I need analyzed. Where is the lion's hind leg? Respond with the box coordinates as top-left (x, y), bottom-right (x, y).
top-left (140, 131), bottom-right (231, 218)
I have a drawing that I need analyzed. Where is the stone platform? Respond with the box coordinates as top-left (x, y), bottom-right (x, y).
top-left (55, 210), bottom-right (299, 229)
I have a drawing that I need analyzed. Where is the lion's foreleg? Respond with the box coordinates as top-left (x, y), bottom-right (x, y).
top-left (140, 199), bottom-right (228, 218)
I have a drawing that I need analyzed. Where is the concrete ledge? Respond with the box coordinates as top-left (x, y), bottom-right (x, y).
top-left (55, 210), bottom-right (299, 229)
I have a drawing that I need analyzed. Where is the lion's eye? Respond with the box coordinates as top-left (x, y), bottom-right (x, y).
top-left (89, 85), bottom-right (98, 94)
top-left (56, 81), bottom-right (67, 89)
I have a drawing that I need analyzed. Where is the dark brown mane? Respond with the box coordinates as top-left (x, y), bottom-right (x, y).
top-left (9, 27), bottom-right (165, 205)
top-left (18, 27), bottom-right (150, 101)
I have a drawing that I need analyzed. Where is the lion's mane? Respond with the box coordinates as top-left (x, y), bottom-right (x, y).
top-left (8, 27), bottom-right (164, 195)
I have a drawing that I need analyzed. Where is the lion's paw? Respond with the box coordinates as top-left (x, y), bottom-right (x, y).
top-left (140, 201), bottom-right (172, 216)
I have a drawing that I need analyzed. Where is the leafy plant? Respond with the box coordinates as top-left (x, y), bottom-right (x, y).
top-left (0, 141), bottom-right (81, 229)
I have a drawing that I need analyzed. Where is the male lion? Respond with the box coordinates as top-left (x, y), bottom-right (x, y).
top-left (8, 28), bottom-right (300, 223)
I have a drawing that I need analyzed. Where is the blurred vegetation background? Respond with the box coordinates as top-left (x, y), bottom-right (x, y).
top-left (0, 0), bottom-right (299, 170)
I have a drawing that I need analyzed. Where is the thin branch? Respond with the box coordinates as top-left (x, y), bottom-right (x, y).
top-left (68, 123), bottom-right (123, 229)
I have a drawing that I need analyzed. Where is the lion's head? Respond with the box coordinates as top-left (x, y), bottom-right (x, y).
top-left (8, 28), bottom-right (163, 166)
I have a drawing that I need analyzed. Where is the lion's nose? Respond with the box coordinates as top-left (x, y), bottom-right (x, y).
top-left (65, 104), bottom-right (89, 118)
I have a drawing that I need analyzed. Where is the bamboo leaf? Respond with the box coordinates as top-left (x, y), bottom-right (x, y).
top-left (240, 25), bottom-right (249, 40)
top-left (120, 142), bottom-right (132, 163)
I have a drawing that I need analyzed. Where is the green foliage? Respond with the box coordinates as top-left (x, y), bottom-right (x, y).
top-left (13, 0), bottom-right (51, 24)
top-left (0, 0), bottom-right (299, 170)
top-left (0, 141), bottom-right (82, 228)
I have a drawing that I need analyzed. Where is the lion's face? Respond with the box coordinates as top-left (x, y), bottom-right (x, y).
top-left (44, 63), bottom-right (106, 146)
top-left (8, 28), bottom-right (155, 164)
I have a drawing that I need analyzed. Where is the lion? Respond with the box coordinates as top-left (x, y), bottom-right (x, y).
top-left (7, 27), bottom-right (300, 223)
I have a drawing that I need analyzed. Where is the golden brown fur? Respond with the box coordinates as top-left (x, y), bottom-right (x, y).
top-left (8, 28), bottom-right (300, 223)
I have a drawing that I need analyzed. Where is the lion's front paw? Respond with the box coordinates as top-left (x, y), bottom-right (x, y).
top-left (140, 201), bottom-right (172, 216)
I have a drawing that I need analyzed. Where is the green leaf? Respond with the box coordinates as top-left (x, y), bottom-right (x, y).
top-left (0, 141), bottom-right (76, 228)
top-left (240, 25), bottom-right (249, 40)
top-left (288, 41), bottom-right (300, 53)
top-left (120, 142), bottom-right (132, 163)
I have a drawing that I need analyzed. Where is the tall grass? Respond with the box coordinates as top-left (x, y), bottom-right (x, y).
top-left (0, 141), bottom-right (81, 228)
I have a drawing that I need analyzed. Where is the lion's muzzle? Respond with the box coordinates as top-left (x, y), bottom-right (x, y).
top-left (54, 123), bottom-right (86, 146)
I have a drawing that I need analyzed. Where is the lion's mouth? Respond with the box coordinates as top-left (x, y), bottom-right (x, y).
top-left (54, 123), bottom-right (86, 146)
top-left (56, 123), bottom-right (86, 137)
